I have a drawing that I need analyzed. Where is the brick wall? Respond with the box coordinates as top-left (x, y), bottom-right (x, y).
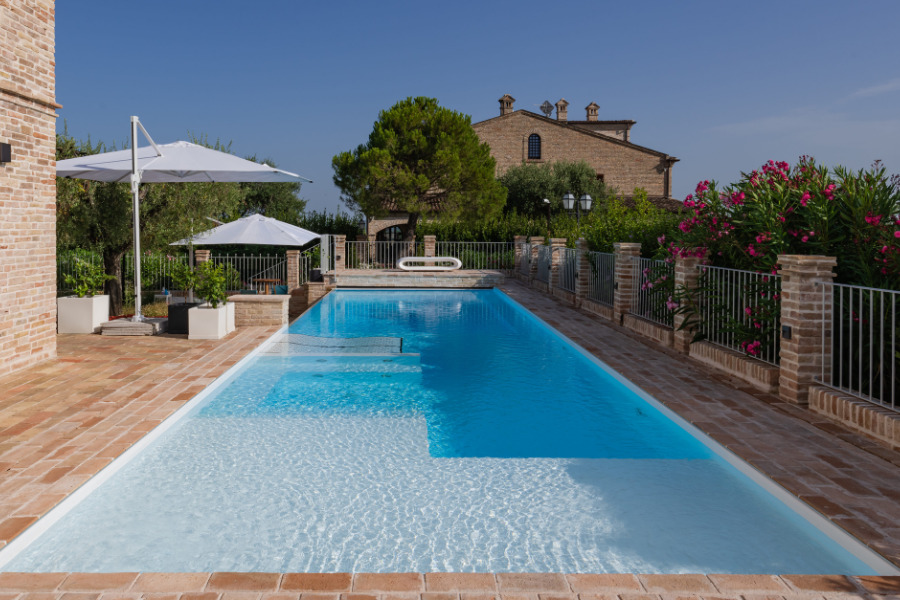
top-left (473, 112), bottom-right (672, 198)
top-left (0, 0), bottom-right (58, 375)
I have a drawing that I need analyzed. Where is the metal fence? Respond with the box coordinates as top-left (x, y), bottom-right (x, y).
top-left (436, 241), bottom-right (515, 272)
top-left (818, 282), bottom-right (898, 413)
top-left (209, 254), bottom-right (287, 293)
top-left (344, 241), bottom-right (423, 269)
top-left (555, 247), bottom-right (577, 293)
top-left (697, 265), bottom-right (782, 366)
top-left (57, 249), bottom-right (104, 293)
top-left (518, 243), bottom-right (533, 277)
top-left (534, 245), bottom-right (551, 284)
top-left (631, 257), bottom-right (674, 328)
top-left (586, 251), bottom-right (615, 307)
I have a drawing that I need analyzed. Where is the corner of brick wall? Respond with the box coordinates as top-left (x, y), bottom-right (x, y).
top-left (809, 385), bottom-right (900, 451)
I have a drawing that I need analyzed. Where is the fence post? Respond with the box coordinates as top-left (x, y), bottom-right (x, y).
top-left (574, 238), bottom-right (590, 305)
top-left (673, 254), bottom-right (703, 354)
top-left (548, 238), bottom-right (566, 291)
top-left (777, 254), bottom-right (836, 405)
top-left (286, 250), bottom-right (300, 290)
top-left (333, 235), bottom-right (346, 271)
top-left (613, 242), bottom-right (641, 324)
top-left (529, 236), bottom-right (544, 281)
top-left (195, 249), bottom-right (210, 264)
top-left (514, 235), bottom-right (527, 274)
top-left (424, 235), bottom-right (436, 258)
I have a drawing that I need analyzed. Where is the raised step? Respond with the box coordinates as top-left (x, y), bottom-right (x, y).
top-left (100, 317), bottom-right (168, 336)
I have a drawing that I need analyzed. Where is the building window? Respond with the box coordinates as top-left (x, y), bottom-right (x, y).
top-left (596, 173), bottom-right (605, 183)
top-left (527, 134), bottom-right (541, 159)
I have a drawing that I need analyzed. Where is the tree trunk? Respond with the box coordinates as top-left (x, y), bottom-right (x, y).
top-left (404, 212), bottom-right (419, 242)
top-left (103, 250), bottom-right (125, 316)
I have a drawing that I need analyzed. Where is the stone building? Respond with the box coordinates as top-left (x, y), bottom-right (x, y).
top-left (364, 94), bottom-right (679, 241)
top-left (0, 1), bottom-right (59, 375)
top-left (473, 94), bottom-right (679, 205)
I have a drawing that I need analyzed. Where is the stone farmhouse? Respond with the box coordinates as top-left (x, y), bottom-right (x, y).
top-left (365, 94), bottom-right (679, 241)
top-left (0, 0), bottom-right (58, 376)
top-left (473, 94), bottom-right (678, 204)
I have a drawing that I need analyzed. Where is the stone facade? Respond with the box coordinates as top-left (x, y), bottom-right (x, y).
top-left (0, 1), bottom-right (58, 376)
top-left (472, 95), bottom-right (678, 203)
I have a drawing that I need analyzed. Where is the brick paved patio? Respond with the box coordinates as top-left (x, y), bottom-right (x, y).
top-left (0, 281), bottom-right (899, 598)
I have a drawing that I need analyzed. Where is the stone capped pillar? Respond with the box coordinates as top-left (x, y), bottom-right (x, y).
top-left (613, 243), bottom-right (642, 324)
top-left (333, 235), bottom-right (346, 271)
top-left (424, 235), bottom-right (436, 258)
top-left (194, 249), bottom-right (211, 264)
top-left (286, 250), bottom-right (300, 290)
top-left (777, 254), bottom-right (836, 405)
top-left (673, 254), bottom-right (703, 354)
top-left (574, 238), bottom-right (590, 304)
top-left (529, 236), bottom-right (544, 280)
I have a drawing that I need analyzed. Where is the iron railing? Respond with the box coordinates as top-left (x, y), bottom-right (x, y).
top-left (535, 245), bottom-right (551, 284)
top-left (209, 254), bottom-right (287, 292)
top-left (518, 243), bottom-right (533, 276)
top-left (697, 265), bottom-right (782, 366)
top-left (344, 241), bottom-right (423, 269)
top-left (555, 247), bottom-right (577, 293)
top-left (436, 241), bottom-right (515, 272)
top-left (586, 251), bottom-right (615, 307)
top-left (631, 257), bottom-right (674, 328)
top-left (818, 282), bottom-right (898, 413)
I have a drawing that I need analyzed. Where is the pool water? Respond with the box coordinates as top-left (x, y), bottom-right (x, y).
top-left (0, 289), bottom-right (884, 573)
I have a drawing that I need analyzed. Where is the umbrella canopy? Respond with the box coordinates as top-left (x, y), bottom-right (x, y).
top-left (171, 214), bottom-right (319, 247)
top-left (55, 116), bottom-right (312, 320)
top-left (57, 140), bottom-right (308, 183)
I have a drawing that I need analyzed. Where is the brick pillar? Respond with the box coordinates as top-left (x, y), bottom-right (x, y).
top-left (548, 238), bottom-right (566, 290)
top-left (333, 235), bottom-right (346, 271)
top-left (286, 250), bottom-right (300, 290)
top-left (529, 236), bottom-right (544, 280)
top-left (673, 254), bottom-right (703, 354)
top-left (778, 254), bottom-right (836, 405)
top-left (424, 235), bottom-right (436, 258)
top-left (514, 235), bottom-right (527, 273)
top-left (194, 249), bottom-right (211, 264)
top-left (613, 242), bottom-right (641, 324)
top-left (574, 238), bottom-right (590, 304)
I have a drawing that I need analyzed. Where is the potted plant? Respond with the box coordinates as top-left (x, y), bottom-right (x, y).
top-left (188, 261), bottom-right (234, 339)
top-left (58, 258), bottom-right (115, 333)
top-left (167, 258), bottom-right (201, 335)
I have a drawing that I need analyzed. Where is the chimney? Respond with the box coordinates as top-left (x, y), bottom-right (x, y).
top-left (586, 102), bottom-right (599, 122)
top-left (499, 94), bottom-right (515, 116)
top-left (555, 98), bottom-right (569, 122)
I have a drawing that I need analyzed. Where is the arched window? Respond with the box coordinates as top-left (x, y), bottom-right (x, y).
top-left (527, 134), bottom-right (541, 159)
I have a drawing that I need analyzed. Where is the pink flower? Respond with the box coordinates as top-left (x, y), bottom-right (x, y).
top-left (745, 306), bottom-right (752, 316)
top-left (801, 235), bottom-right (809, 242)
top-left (800, 191), bottom-right (810, 207)
top-left (895, 231), bottom-right (900, 239)
top-left (666, 297), bottom-right (679, 311)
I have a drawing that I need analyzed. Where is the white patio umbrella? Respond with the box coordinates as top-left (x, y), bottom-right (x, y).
top-left (171, 214), bottom-right (319, 247)
top-left (56, 116), bottom-right (312, 320)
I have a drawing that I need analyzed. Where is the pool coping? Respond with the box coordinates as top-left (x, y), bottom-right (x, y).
top-left (0, 282), bottom-right (899, 596)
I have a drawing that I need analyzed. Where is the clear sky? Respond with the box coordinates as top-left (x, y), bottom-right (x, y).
top-left (55, 0), bottom-right (900, 214)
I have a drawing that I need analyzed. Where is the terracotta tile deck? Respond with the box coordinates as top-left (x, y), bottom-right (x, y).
top-left (0, 280), bottom-right (899, 598)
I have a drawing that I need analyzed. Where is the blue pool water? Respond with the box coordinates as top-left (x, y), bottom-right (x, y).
top-left (0, 289), bottom-right (885, 573)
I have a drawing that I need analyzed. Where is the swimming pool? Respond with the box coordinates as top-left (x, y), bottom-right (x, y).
top-left (0, 289), bottom-right (893, 573)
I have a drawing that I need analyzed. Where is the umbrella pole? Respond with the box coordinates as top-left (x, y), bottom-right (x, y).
top-left (130, 116), bottom-right (143, 322)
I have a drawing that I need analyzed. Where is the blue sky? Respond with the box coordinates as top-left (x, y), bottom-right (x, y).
top-left (56, 1), bottom-right (900, 214)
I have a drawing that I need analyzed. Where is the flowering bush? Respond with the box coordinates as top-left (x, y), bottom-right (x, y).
top-left (664, 157), bottom-right (900, 360)
top-left (663, 157), bottom-right (900, 289)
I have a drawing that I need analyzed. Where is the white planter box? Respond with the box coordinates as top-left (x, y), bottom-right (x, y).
top-left (225, 301), bottom-right (235, 334)
top-left (57, 295), bottom-right (110, 334)
top-left (188, 305), bottom-right (227, 340)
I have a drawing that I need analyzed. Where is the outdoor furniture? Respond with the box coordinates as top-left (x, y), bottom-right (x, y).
top-left (396, 256), bottom-right (463, 271)
top-left (253, 278), bottom-right (283, 294)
